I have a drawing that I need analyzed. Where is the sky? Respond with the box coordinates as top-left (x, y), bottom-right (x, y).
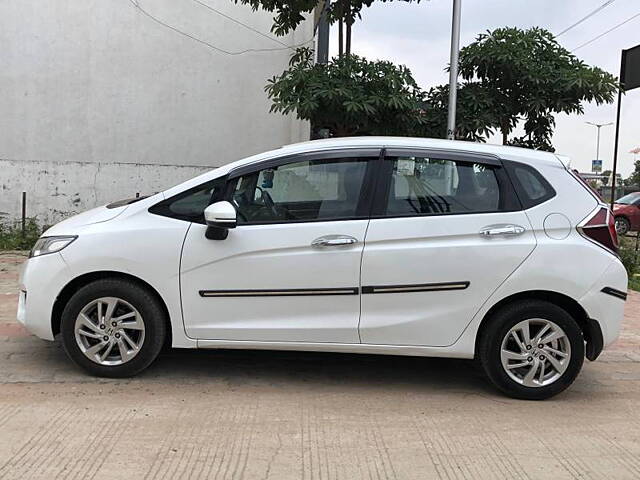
top-left (328, 0), bottom-right (640, 177)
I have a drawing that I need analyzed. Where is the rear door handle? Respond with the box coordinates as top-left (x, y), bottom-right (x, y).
top-left (479, 224), bottom-right (525, 237)
top-left (311, 235), bottom-right (358, 248)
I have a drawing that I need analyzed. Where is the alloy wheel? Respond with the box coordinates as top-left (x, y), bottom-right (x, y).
top-left (500, 318), bottom-right (571, 388)
top-left (74, 297), bottom-right (146, 366)
top-left (614, 217), bottom-right (629, 236)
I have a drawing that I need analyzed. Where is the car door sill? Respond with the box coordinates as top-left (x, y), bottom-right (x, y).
top-left (196, 339), bottom-right (473, 359)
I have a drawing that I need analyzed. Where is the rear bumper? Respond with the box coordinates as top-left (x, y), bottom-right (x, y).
top-left (17, 253), bottom-right (72, 341)
top-left (579, 259), bottom-right (628, 351)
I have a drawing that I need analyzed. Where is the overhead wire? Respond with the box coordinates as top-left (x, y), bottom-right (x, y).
top-left (127, 0), bottom-right (314, 56)
top-left (572, 11), bottom-right (640, 52)
top-left (556, 0), bottom-right (617, 37)
top-left (189, 0), bottom-right (290, 48)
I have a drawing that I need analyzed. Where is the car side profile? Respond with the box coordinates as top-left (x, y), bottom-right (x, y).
top-left (613, 191), bottom-right (640, 235)
top-left (18, 137), bottom-right (627, 400)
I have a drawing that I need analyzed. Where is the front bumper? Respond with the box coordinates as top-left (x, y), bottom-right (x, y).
top-left (17, 253), bottom-right (73, 341)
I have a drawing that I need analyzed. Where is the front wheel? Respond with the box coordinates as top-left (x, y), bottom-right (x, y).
top-left (478, 300), bottom-right (584, 400)
top-left (615, 216), bottom-right (630, 236)
top-left (60, 278), bottom-right (167, 377)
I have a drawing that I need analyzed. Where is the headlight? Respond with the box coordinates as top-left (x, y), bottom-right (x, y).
top-left (29, 236), bottom-right (77, 258)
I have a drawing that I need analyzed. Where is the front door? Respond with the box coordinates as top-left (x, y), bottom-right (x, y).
top-left (359, 149), bottom-right (536, 347)
top-left (180, 149), bottom-right (379, 342)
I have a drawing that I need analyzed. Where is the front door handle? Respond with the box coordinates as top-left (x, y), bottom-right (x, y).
top-left (479, 224), bottom-right (526, 237)
top-left (311, 235), bottom-right (358, 248)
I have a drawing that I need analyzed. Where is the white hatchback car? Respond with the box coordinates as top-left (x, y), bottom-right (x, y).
top-left (18, 137), bottom-right (627, 399)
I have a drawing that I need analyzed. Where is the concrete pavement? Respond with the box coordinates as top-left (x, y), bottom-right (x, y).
top-left (1, 252), bottom-right (640, 479)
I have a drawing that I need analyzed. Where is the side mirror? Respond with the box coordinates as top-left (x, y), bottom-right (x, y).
top-left (204, 201), bottom-right (237, 240)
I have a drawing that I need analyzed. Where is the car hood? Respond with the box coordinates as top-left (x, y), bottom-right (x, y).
top-left (43, 205), bottom-right (128, 236)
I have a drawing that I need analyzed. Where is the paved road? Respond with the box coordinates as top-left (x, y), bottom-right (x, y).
top-left (1, 252), bottom-right (640, 479)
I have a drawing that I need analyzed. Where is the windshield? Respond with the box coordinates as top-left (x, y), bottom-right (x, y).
top-left (615, 193), bottom-right (640, 205)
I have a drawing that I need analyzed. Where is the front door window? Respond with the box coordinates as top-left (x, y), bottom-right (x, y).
top-left (230, 158), bottom-right (369, 224)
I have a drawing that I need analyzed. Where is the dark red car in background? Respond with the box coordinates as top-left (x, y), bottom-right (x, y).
top-left (613, 192), bottom-right (640, 235)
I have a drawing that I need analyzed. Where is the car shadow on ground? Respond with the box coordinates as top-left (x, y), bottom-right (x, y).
top-left (144, 346), bottom-right (493, 395)
top-left (4, 334), bottom-right (506, 397)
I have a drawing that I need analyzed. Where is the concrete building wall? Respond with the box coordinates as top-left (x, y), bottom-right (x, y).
top-left (0, 0), bottom-right (313, 224)
top-left (0, 159), bottom-right (211, 226)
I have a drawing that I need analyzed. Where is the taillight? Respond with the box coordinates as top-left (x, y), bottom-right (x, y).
top-left (578, 205), bottom-right (618, 254)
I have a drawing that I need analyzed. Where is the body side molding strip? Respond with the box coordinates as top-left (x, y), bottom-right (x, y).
top-left (361, 281), bottom-right (470, 294)
top-left (199, 287), bottom-right (359, 297)
top-left (199, 282), bottom-right (470, 297)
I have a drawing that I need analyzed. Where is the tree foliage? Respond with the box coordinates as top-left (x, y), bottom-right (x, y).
top-left (421, 83), bottom-right (498, 142)
top-left (266, 48), bottom-right (429, 136)
top-left (624, 161), bottom-right (640, 187)
top-left (264, 27), bottom-right (618, 150)
top-left (457, 27), bottom-right (618, 150)
top-left (233, 0), bottom-right (422, 36)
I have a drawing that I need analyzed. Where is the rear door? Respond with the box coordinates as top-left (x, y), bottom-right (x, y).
top-left (359, 149), bottom-right (536, 347)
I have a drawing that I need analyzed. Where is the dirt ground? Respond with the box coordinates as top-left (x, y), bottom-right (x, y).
top-left (1, 251), bottom-right (639, 480)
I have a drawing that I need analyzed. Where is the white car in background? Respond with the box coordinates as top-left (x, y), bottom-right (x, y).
top-left (18, 137), bottom-right (627, 399)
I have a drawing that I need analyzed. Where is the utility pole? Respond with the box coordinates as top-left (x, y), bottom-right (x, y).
top-left (586, 121), bottom-right (613, 163)
top-left (316, 0), bottom-right (330, 64)
top-left (446, 0), bottom-right (462, 140)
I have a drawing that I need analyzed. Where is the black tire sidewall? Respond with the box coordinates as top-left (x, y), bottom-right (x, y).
top-left (60, 278), bottom-right (166, 378)
top-left (480, 300), bottom-right (584, 400)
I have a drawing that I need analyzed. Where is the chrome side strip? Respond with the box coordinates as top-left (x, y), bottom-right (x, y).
top-left (361, 281), bottom-right (470, 294)
top-left (199, 287), bottom-right (359, 297)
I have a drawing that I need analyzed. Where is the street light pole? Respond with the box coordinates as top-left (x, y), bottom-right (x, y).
top-left (586, 121), bottom-right (613, 162)
top-left (446, 0), bottom-right (462, 140)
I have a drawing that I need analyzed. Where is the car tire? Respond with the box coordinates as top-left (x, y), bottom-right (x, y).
top-left (60, 278), bottom-right (167, 378)
top-left (478, 300), bottom-right (584, 400)
top-left (615, 216), bottom-right (630, 236)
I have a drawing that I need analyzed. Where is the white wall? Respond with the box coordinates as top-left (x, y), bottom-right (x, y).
top-left (0, 0), bottom-right (312, 223)
top-left (0, 159), bottom-right (210, 226)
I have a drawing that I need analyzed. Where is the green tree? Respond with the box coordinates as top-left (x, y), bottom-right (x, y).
top-left (421, 83), bottom-right (499, 142)
top-left (266, 48), bottom-right (429, 136)
top-left (263, 22), bottom-right (618, 148)
top-left (624, 161), bottom-right (640, 187)
top-left (457, 27), bottom-right (618, 150)
top-left (233, 0), bottom-right (422, 54)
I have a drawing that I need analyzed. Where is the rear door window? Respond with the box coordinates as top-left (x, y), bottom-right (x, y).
top-left (378, 155), bottom-right (518, 216)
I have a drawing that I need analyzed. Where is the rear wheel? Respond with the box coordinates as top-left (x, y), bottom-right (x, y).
top-left (615, 216), bottom-right (630, 236)
top-left (479, 300), bottom-right (584, 400)
top-left (60, 278), bottom-right (166, 377)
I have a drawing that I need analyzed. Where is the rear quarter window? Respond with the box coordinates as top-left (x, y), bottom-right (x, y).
top-left (505, 162), bottom-right (556, 209)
